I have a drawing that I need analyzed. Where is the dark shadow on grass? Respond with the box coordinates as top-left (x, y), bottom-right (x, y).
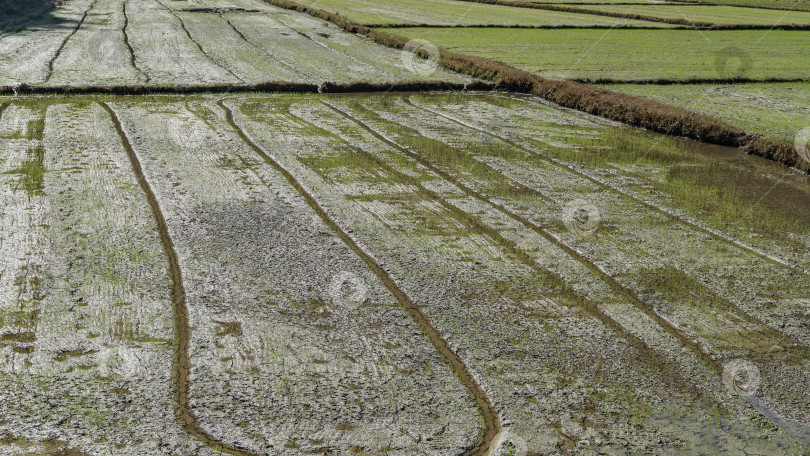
top-left (0, 0), bottom-right (67, 32)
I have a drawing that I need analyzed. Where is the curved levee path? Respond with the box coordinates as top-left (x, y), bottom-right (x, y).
top-left (92, 98), bottom-right (499, 456)
top-left (99, 102), bottom-right (258, 456)
top-left (218, 99), bottom-right (502, 456)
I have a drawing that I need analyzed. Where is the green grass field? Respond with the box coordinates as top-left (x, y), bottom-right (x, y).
top-left (517, 0), bottom-right (810, 11)
top-left (569, 4), bottom-right (810, 25)
top-left (382, 27), bottom-right (810, 81)
top-left (603, 82), bottom-right (810, 140)
top-left (668, 0), bottom-right (810, 11)
top-left (289, 0), bottom-right (673, 25)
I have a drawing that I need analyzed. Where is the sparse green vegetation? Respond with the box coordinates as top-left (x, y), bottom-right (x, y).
top-left (286, 0), bottom-right (669, 26)
top-left (603, 82), bottom-right (810, 140)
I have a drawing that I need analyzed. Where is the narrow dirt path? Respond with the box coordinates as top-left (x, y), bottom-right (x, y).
top-left (43, 0), bottom-right (100, 85)
top-left (99, 101), bottom-right (258, 456)
top-left (321, 99), bottom-right (724, 378)
top-left (218, 99), bottom-right (502, 456)
top-left (412, 96), bottom-right (810, 279)
top-left (122, 1), bottom-right (150, 83)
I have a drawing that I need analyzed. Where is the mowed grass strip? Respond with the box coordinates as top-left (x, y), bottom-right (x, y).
top-left (287, 0), bottom-right (674, 26)
top-left (603, 82), bottom-right (810, 140)
top-left (482, 0), bottom-right (810, 13)
top-left (567, 4), bottom-right (810, 26)
top-left (382, 28), bottom-right (810, 81)
top-left (667, 0), bottom-right (810, 12)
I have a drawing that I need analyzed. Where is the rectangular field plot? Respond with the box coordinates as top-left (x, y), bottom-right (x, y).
top-left (666, 0), bottom-right (810, 11)
top-left (48, 0), bottom-right (147, 85)
top-left (0, 96), bottom-right (482, 455)
top-left (285, 0), bottom-right (674, 26)
top-left (383, 27), bottom-right (810, 81)
top-left (1, 93), bottom-right (809, 455)
top-left (603, 81), bottom-right (810, 140)
top-left (0, 0), bottom-right (470, 87)
top-left (226, 92), bottom-right (810, 453)
top-left (570, 4), bottom-right (810, 26)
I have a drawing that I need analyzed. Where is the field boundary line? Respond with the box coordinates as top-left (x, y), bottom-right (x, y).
top-left (406, 96), bottom-right (810, 279)
top-left (99, 101), bottom-right (260, 456)
top-left (579, 76), bottom-right (810, 84)
top-left (0, 81), bottom-right (486, 95)
top-left (218, 99), bottom-right (502, 456)
top-left (369, 23), bottom-right (690, 29)
top-left (122, 1), bottom-right (149, 84)
top-left (374, 23), bottom-right (810, 30)
top-left (42, 0), bottom-right (99, 85)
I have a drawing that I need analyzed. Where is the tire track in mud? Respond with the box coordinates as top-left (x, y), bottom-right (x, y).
top-left (99, 102), bottom-right (258, 456)
top-left (218, 13), bottom-right (313, 81)
top-left (153, 0), bottom-right (245, 83)
top-left (218, 99), bottom-right (501, 456)
top-left (122, 1), bottom-right (150, 84)
top-left (321, 100), bottom-right (726, 379)
top-left (290, 102), bottom-right (712, 398)
top-left (43, 0), bottom-right (100, 85)
top-left (420, 95), bottom-right (810, 279)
